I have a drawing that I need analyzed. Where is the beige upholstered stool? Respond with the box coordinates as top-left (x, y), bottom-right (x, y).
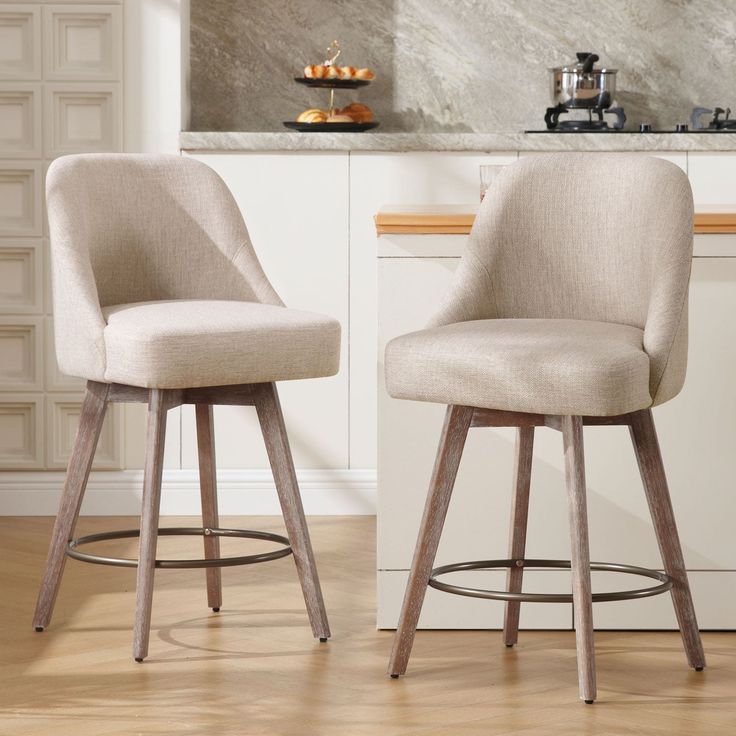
top-left (385, 153), bottom-right (705, 703)
top-left (34, 154), bottom-right (339, 661)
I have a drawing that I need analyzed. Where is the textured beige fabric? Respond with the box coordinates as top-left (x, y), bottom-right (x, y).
top-left (386, 153), bottom-right (693, 415)
top-left (102, 300), bottom-right (340, 388)
top-left (46, 154), bottom-right (340, 388)
top-left (386, 319), bottom-right (651, 416)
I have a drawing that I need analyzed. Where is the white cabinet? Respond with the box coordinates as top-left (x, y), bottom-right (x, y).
top-left (183, 153), bottom-right (350, 471)
top-left (350, 152), bottom-right (518, 469)
top-left (689, 152), bottom-right (736, 204)
top-left (377, 235), bottom-right (736, 630)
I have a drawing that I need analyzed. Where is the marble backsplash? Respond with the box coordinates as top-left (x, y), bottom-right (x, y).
top-left (189, 0), bottom-right (736, 133)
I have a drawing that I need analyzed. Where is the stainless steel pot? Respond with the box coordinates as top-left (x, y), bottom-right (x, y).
top-left (550, 52), bottom-right (617, 109)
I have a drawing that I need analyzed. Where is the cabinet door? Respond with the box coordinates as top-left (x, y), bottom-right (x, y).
top-left (688, 152), bottom-right (736, 205)
top-left (377, 254), bottom-right (571, 629)
top-left (377, 254), bottom-right (736, 629)
top-left (181, 153), bottom-right (350, 470)
top-left (351, 152), bottom-right (518, 469)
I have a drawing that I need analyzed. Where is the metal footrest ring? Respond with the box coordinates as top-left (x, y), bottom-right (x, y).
top-left (428, 559), bottom-right (672, 603)
top-left (66, 527), bottom-right (292, 569)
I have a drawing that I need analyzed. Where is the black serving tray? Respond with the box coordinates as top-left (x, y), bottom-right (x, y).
top-left (294, 77), bottom-right (371, 89)
top-left (283, 121), bottom-right (379, 133)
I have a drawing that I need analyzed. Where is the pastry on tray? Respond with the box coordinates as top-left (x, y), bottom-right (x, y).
top-left (303, 64), bottom-right (327, 79)
top-left (296, 108), bottom-right (328, 123)
top-left (303, 64), bottom-right (374, 81)
top-left (339, 102), bottom-right (374, 123)
top-left (295, 103), bottom-right (375, 125)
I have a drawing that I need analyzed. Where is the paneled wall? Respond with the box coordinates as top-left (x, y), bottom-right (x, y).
top-left (0, 1), bottom-right (123, 471)
top-left (0, 2), bottom-right (374, 517)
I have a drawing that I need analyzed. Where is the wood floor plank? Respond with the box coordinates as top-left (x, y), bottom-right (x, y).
top-left (0, 516), bottom-right (733, 735)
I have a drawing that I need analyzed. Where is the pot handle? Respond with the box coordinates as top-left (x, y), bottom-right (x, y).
top-left (578, 53), bottom-right (599, 74)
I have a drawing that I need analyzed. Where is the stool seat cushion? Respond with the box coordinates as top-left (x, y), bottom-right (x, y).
top-left (385, 318), bottom-right (652, 416)
top-left (101, 300), bottom-right (340, 389)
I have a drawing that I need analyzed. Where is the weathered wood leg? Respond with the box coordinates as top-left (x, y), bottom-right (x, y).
top-left (561, 415), bottom-right (597, 704)
top-left (388, 404), bottom-right (474, 677)
top-left (33, 381), bottom-right (110, 631)
top-left (133, 389), bottom-right (169, 662)
top-left (255, 383), bottom-right (330, 640)
top-left (629, 409), bottom-right (705, 670)
top-left (503, 426), bottom-right (535, 647)
top-left (195, 404), bottom-right (222, 612)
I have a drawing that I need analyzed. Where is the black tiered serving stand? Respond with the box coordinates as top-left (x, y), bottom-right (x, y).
top-left (283, 44), bottom-right (379, 132)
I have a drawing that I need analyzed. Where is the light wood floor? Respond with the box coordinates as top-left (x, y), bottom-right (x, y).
top-left (0, 516), bottom-right (734, 735)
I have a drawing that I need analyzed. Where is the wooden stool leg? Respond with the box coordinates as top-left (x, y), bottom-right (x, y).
top-left (195, 404), bottom-right (222, 612)
top-left (561, 415), bottom-right (597, 704)
top-left (255, 383), bottom-right (330, 640)
top-left (388, 405), bottom-right (474, 677)
top-left (503, 426), bottom-right (534, 646)
top-left (629, 409), bottom-right (706, 670)
top-left (133, 389), bottom-right (169, 662)
top-left (33, 381), bottom-right (110, 631)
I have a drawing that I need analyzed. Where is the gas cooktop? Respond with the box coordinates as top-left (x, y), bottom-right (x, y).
top-left (525, 128), bottom-right (736, 134)
top-left (525, 105), bottom-right (736, 133)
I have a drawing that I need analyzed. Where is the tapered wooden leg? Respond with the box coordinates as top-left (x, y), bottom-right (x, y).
top-left (133, 389), bottom-right (169, 662)
top-left (195, 404), bottom-right (222, 612)
top-left (560, 415), bottom-right (596, 704)
top-left (255, 383), bottom-right (330, 640)
top-left (503, 426), bottom-right (534, 647)
top-left (629, 409), bottom-right (705, 670)
top-left (388, 404), bottom-right (474, 677)
top-left (33, 381), bottom-right (110, 631)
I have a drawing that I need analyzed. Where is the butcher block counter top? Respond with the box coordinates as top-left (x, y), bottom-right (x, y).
top-left (374, 205), bottom-right (736, 236)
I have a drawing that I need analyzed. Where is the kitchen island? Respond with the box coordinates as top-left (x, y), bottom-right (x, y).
top-left (180, 134), bottom-right (736, 630)
top-left (374, 202), bottom-right (736, 630)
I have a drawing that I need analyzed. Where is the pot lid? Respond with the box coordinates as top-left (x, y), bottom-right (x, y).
top-left (549, 51), bottom-right (617, 73)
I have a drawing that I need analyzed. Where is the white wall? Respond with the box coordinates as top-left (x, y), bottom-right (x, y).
top-left (123, 0), bottom-right (184, 153)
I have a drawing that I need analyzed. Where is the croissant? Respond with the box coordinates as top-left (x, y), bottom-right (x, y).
top-left (303, 65), bottom-right (316, 78)
top-left (354, 68), bottom-right (375, 81)
top-left (339, 66), bottom-right (356, 80)
top-left (297, 108), bottom-right (328, 123)
top-left (339, 102), bottom-right (374, 123)
top-left (312, 65), bottom-right (327, 78)
top-left (326, 64), bottom-right (341, 79)
top-left (326, 114), bottom-right (354, 123)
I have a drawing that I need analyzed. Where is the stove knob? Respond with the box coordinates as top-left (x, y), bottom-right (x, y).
top-left (676, 123), bottom-right (689, 132)
top-left (639, 123), bottom-right (652, 132)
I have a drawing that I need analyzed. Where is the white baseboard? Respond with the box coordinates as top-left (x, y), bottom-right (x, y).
top-left (0, 469), bottom-right (376, 516)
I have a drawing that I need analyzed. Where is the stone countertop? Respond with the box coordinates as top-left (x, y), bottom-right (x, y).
top-left (180, 131), bottom-right (736, 153)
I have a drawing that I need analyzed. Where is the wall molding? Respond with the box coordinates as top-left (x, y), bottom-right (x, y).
top-left (0, 468), bottom-right (377, 516)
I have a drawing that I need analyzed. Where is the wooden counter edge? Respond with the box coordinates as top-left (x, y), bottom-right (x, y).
top-left (374, 211), bottom-right (736, 236)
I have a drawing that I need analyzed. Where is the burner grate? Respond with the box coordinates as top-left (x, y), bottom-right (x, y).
top-left (556, 119), bottom-right (612, 131)
top-left (691, 106), bottom-right (736, 130)
top-left (544, 103), bottom-right (626, 131)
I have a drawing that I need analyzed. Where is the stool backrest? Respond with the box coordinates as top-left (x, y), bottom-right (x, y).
top-left (46, 153), bottom-right (283, 379)
top-left (430, 153), bottom-right (694, 405)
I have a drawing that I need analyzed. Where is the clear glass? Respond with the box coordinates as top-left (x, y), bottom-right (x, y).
top-left (479, 164), bottom-right (506, 202)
